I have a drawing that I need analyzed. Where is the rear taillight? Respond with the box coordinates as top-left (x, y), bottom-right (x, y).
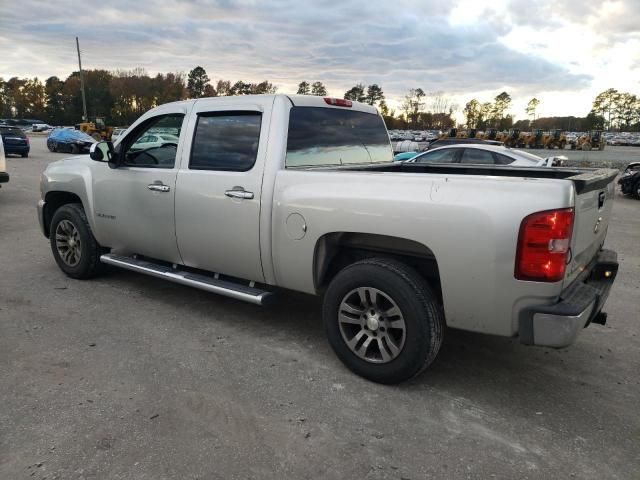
top-left (324, 97), bottom-right (352, 107)
top-left (515, 208), bottom-right (574, 282)
top-left (25, 136), bottom-right (30, 145)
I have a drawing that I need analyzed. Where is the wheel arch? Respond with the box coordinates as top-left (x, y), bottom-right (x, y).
top-left (313, 232), bottom-right (443, 304)
top-left (42, 191), bottom-right (84, 237)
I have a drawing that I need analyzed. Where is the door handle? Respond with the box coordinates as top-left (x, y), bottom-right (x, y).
top-left (225, 188), bottom-right (254, 200)
top-left (148, 183), bottom-right (170, 192)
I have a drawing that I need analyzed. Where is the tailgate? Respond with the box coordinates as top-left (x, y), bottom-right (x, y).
top-left (564, 169), bottom-right (618, 287)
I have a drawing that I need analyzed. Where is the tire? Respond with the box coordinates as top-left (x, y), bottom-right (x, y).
top-left (50, 203), bottom-right (108, 279)
top-left (71, 144), bottom-right (80, 154)
top-left (323, 257), bottom-right (444, 384)
top-left (21, 152), bottom-right (28, 158)
top-left (560, 140), bottom-right (566, 150)
top-left (633, 180), bottom-right (640, 200)
top-left (582, 143), bottom-right (592, 151)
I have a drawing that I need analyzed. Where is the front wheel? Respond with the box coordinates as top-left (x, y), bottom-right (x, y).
top-left (50, 204), bottom-right (108, 279)
top-left (323, 258), bottom-right (444, 384)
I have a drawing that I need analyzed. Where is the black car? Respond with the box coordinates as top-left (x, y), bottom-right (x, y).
top-left (0, 126), bottom-right (30, 157)
top-left (618, 162), bottom-right (640, 199)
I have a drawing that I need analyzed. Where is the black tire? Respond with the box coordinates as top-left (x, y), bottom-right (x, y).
top-left (633, 180), bottom-right (640, 200)
top-left (323, 257), bottom-right (444, 384)
top-left (71, 144), bottom-right (80, 154)
top-left (21, 152), bottom-right (28, 158)
top-left (50, 203), bottom-right (108, 279)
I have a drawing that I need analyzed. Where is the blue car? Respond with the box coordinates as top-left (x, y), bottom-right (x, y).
top-left (47, 128), bottom-right (96, 154)
top-left (393, 151), bottom-right (418, 161)
top-left (0, 126), bottom-right (30, 157)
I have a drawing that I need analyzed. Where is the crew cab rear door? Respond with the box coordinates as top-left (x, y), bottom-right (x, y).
top-left (174, 97), bottom-right (274, 283)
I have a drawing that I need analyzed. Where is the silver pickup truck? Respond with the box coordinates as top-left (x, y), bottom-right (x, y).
top-left (38, 94), bottom-right (619, 383)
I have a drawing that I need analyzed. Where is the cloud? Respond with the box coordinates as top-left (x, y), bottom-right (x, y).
top-left (0, 0), bottom-right (634, 116)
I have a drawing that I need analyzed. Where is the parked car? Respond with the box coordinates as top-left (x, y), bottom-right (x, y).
top-left (111, 127), bottom-right (128, 143)
top-left (406, 144), bottom-right (563, 167)
top-left (47, 128), bottom-right (96, 154)
top-left (0, 126), bottom-right (30, 157)
top-left (38, 94), bottom-right (619, 384)
top-left (0, 136), bottom-right (8, 187)
top-left (130, 133), bottom-right (180, 151)
top-left (618, 162), bottom-right (640, 199)
top-left (393, 151), bottom-right (420, 161)
top-left (32, 123), bottom-right (53, 132)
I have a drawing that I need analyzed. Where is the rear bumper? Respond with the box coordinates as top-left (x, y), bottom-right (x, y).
top-left (519, 249), bottom-right (618, 348)
top-left (0, 172), bottom-right (9, 183)
top-left (4, 145), bottom-right (29, 155)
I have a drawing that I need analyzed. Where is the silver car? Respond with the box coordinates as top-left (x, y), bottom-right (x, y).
top-left (407, 143), bottom-right (562, 167)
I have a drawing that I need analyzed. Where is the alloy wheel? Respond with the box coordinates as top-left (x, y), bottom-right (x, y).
top-left (338, 287), bottom-right (406, 363)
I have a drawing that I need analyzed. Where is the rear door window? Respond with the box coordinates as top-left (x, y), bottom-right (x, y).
top-left (189, 113), bottom-right (262, 171)
top-left (286, 107), bottom-right (392, 167)
top-left (412, 148), bottom-right (459, 163)
top-left (460, 148), bottom-right (495, 165)
top-left (494, 153), bottom-right (515, 165)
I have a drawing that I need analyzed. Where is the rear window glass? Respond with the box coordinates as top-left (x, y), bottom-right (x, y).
top-left (286, 107), bottom-right (392, 167)
top-left (0, 127), bottom-right (25, 136)
top-left (190, 113), bottom-right (262, 171)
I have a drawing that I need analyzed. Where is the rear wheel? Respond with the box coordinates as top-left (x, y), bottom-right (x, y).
top-left (633, 180), bottom-right (640, 200)
top-left (582, 143), bottom-right (592, 151)
top-left (323, 257), bottom-right (444, 384)
top-left (21, 152), bottom-right (28, 158)
top-left (50, 204), bottom-right (108, 279)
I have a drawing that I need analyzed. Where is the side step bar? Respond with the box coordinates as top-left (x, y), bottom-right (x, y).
top-left (100, 254), bottom-right (273, 306)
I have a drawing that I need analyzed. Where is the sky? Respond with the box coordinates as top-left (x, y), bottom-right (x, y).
top-left (0, 0), bottom-right (639, 121)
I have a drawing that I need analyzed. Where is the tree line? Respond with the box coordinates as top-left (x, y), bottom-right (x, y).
top-left (2, 65), bottom-right (639, 132)
top-left (463, 89), bottom-right (640, 132)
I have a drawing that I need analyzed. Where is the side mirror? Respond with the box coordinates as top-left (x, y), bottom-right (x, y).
top-left (90, 141), bottom-right (116, 166)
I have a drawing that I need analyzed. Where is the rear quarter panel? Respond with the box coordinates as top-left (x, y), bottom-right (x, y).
top-left (272, 170), bottom-right (576, 336)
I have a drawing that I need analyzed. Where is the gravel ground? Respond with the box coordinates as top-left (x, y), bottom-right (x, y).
top-left (1, 137), bottom-right (639, 480)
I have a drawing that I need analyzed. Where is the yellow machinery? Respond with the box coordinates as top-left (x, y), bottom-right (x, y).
top-left (547, 129), bottom-right (567, 149)
top-left (439, 128), bottom-right (458, 139)
top-left (503, 129), bottom-right (523, 148)
top-left (524, 129), bottom-right (549, 149)
top-left (571, 130), bottom-right (605, 151)
top-left (75, 117), bottom-right (114, 141)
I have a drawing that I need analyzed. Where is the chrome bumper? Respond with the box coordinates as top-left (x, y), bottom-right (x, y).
top-left (519, 249), bottom-right (618, 348)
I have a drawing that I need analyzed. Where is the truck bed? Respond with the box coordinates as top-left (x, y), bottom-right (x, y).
top-left (318, 162), bottom-right (619, 195)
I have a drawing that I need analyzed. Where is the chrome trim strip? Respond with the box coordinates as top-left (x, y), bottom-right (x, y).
top-left (100, 254), bottom-right (270, 305)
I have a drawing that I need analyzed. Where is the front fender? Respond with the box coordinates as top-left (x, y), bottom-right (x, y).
top-left (41, 156), bottom-right (101, 241)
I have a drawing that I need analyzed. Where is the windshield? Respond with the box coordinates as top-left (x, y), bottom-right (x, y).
top-left (286, 107), bottom-right (393, 167)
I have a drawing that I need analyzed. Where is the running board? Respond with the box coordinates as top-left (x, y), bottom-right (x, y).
top-left (100, 254), bottom-right (273, 306)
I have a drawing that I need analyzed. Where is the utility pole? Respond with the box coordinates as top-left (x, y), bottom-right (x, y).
top-left (76, 36), bottom-right (88, 122)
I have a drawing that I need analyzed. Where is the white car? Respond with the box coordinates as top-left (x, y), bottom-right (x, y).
top-left (111, 128), bottom-right (127, 143)
top-left (130, 133), bottom-right (180, 150)
top-left (0, 136), bottom-right (8, 186)
top-left (407, 143), bottom-right (564, 167)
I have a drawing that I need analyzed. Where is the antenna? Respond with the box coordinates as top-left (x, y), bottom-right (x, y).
top-left (76, 36), bottom-right (88, 122)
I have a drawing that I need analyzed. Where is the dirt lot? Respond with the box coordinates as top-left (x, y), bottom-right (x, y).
top-left (1, 137), bottom-right (639, 480)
